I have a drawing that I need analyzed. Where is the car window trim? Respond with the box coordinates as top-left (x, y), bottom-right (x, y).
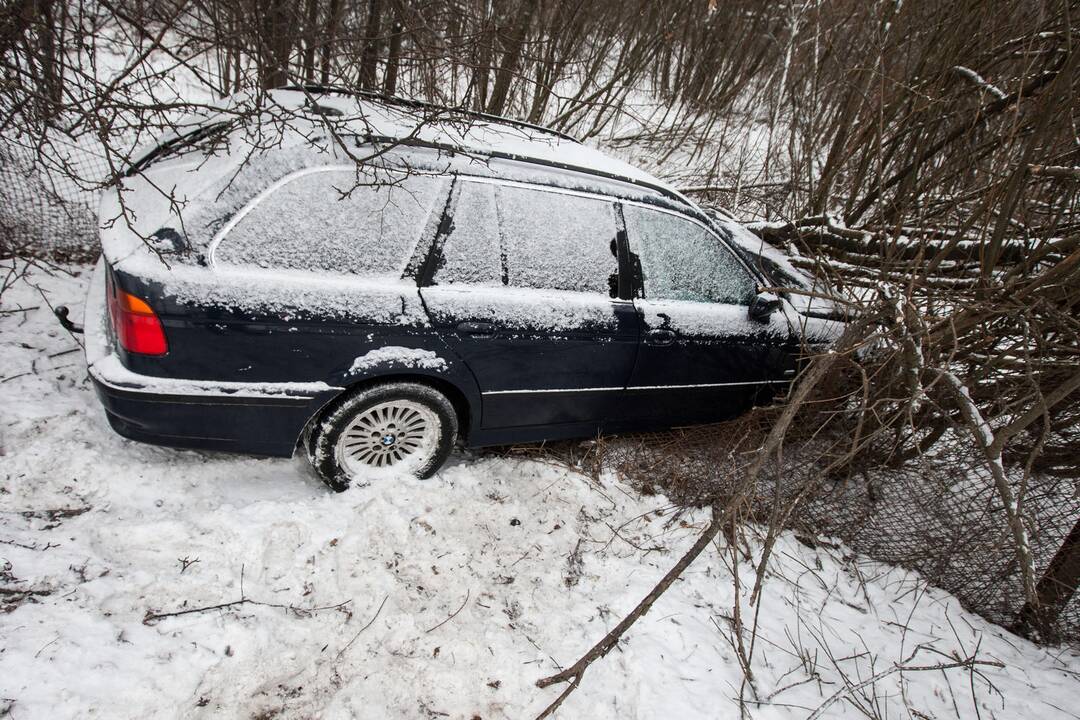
top-left (482, 378), bottom-right (783, 396)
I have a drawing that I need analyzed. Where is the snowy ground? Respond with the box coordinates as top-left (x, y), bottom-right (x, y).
top-left (1, 262), bottom-right (1078, 719)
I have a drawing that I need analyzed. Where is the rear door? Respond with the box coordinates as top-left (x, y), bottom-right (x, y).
top-left (419, 178), bottom-right (639, 434)
top-left (619, 203), bottom-right (794, 427)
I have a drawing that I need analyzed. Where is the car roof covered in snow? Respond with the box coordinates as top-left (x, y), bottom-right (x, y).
top-left (103, 89), bottom-right (709, 256)
top-left (101, 89), bottom-right (716, 281)
top-left (122, 87), bottom-right (695, 211)
top-left (268, 87), bottom-right (690, 202)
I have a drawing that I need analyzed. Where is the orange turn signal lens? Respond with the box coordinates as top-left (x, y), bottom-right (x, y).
top-left (118, 291), bottom-right (156, 316)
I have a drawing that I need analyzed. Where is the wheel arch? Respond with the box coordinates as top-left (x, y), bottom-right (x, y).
top-left (295, 371), bottom-right (477, 454)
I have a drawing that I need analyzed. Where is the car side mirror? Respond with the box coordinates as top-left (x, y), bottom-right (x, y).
top-left (748, 292), bottom-right (782, 323)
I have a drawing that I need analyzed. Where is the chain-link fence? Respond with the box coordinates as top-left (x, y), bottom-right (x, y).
top-left (0, 140), bottom-right (105, 261)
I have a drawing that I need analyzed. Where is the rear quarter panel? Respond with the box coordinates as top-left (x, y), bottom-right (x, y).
top-left (112, 264), bottom-right (483, 434)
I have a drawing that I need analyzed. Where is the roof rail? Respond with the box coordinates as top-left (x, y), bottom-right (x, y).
top-left (356, 133), bottom-right (704, 221)
top-left (278, 84), bottom-right (580, 144)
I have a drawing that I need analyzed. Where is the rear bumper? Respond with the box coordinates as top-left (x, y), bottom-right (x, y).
top-left (84, 258), bottom-right (341, 457)
top-left (89, 373), bottom-right (331, 457)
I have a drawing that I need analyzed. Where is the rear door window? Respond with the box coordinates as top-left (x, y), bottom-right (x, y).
top-left (431, 181), bottom-right (619, 295)
top-left (498, 185), bottom-right (618, 294)
top-left (215, 168), bottom-right (444, 278)
top-left (623, 205), bottom-right (756, 305)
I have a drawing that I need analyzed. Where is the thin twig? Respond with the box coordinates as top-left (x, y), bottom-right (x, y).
top-left (337, 594), bottom-right (389, 660)
top-left (424, 589), bottom-right (470, 633)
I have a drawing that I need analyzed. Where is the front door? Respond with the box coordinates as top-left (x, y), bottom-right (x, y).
top-left (618, 203), bottom-right (794, 428)
top-left (419, 178), bottom-right (639, 434)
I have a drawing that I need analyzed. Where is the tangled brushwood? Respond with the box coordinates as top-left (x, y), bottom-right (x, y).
top-left (521, 0), bottom-right (1080, 655)
top-left (523, 253), bottom-right (1079, 714)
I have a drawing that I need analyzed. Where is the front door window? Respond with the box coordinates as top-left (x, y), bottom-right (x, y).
top-left (622, 204), bottom-right (756, 306)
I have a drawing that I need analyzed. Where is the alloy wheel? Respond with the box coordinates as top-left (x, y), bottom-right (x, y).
top-left (334, 399), bottom-right (441, 476)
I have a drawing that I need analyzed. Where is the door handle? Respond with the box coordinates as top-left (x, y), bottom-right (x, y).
top-left (644, 328), bottom-right (676, 346)
top-left (456, 321), bottom-right (497, 337)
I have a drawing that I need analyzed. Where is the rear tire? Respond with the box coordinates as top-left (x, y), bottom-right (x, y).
top-left (309, 382), bottom-right (458, 491)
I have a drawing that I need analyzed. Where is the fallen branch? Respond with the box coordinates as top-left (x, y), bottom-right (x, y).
top-left (533, 516), bottom-right (724, 718)
top-left (424, 589), bottom-right (470, 633)
top-left (143, 599), bottom-right (247, 624)
top-left (143, 565), bottom-right (352, 625)
top-left (0, 538), bottom-right (59, 551)
top-left (1029, 164), bottom-right (1080, 182)
top-left (143, 595), bottom-right (353, 625)
top-left (337, 594), bottom-right (389, 660)
top-left (952, 65), bottom-right (1007, 100)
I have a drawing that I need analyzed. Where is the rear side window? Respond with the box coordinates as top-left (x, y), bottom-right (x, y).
top-left (623, 205), bottom-right (756, 305)
top-left (432, 181), bottom-right (619, 295)
top-left (215, 168), bottom-right (443, 277)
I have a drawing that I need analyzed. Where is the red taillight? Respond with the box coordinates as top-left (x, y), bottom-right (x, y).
top-left (106, 276), bottom-right (168, 356)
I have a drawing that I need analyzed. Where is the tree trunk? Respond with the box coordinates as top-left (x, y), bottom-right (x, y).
top-left (302, 0), bottom-right (319, 83)
top-left (221, 45), bottom-right (232, 98)
top-left (383, 3), bottom-right (403, 96)
top-left (472, 1), bottom-right (494, 111)
top-left (359, 0), bottom-right (384, 89)
top-left (1019, 516), bottom-right (1080, 638)
top-left (37, 0), bottom-right (62, 113)
top-left (216, 3), bottom-right (237, 97)
top-left (486, 0), bottom-right (538, 116)
top-left (319, 0), bottom-right (342, 86)
top-left (232, 38), bottom-right (242, 93)
top-left (259, 0), bottom-right (296, 91)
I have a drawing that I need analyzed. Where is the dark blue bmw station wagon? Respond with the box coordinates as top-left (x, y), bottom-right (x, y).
top-left (82, 87), bottom-right (840, 489)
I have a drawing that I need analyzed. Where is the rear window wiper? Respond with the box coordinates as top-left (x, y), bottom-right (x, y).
top-left (123, 121), bottom-right (231, 178)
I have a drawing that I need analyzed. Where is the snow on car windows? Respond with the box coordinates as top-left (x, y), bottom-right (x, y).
top-left (496, 184), bottom-right (618, 295)
top-left (216, 169), bottom-right (443, 278)
top-left (433, 181), bottom-right (503, 286)
top-left (433, 180), bottom-right (620, 296)
top-left (624, 205), bottom-right (756, 306)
